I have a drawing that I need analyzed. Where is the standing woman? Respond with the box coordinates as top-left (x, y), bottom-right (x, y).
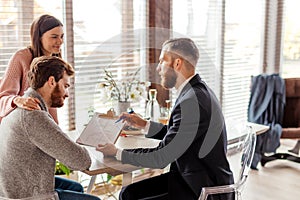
top-left (0, 14), bottom-right (87, 198)
top-left (0, 14), bottom-right (63, 123)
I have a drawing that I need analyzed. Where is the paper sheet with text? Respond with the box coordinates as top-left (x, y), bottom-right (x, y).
top-left (76, 113), bottom-right (124, 147)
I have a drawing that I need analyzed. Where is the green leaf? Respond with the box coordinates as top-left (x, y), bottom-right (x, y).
top-left (55, 161), bottom-right (72, 176)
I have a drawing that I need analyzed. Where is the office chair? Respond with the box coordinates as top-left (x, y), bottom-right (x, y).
top-left (261, 78), bottom-right (300, 166)
top-left (247, 74), bottom-right (285, 169)
top-left (198, 126), bottom-right (256, 200)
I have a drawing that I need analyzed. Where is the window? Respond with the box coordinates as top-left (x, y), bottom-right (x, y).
top-left (0, 0), bottom-right (67, 126)
top-left (0, 0), bottom-right (64, 75)
top-left (72, 0), bottom-right (148, 130)
top-left (282, 0), bottom-right (300, 78)
top-left (223, 0), bottom-right (263, 121)
top-left (0, 0), bottom-right (288, 131)
top-left (172, 0), bottom-right (263, 123)
top-left (0, 0), bottom-right (148, 131)
top-left (172, 0), bottom-right (223, 96)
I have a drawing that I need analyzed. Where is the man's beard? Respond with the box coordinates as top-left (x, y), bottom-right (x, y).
top-left (161, 62), bottom-right (177, 89)
top-left (50, 85), bottom-right (65, 108)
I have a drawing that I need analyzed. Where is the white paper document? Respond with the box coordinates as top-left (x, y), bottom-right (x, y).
top-left (76, 112), bottom-right (124, 147)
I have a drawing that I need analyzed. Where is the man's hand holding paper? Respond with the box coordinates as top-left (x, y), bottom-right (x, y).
top-left (96, 143), bottom-right (118, 157)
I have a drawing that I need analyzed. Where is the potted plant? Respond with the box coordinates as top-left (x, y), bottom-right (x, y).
top-left (55, 160), bottom-right (72, 176)
top-left (98, 68), bottom-right (150, 114)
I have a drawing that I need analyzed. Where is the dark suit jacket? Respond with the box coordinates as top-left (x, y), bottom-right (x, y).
top-left (121, 74), bottom-right (234, 198)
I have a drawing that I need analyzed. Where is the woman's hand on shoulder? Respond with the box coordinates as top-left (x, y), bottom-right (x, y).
top-left (13, 96), bottom-right (41, 110)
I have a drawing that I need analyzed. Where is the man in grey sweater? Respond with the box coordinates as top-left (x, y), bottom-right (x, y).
top-left (0, 56), bottom-right (100, 200)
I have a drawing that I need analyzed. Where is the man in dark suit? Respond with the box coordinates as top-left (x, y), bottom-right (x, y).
top-left (97, 38), bottom-right (234, 200)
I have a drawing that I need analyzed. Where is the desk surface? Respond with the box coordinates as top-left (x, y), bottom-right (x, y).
top-left (227, 122), bottom-right (269, 145)
top-left (78, 121), bottom-right (269, 176)
top-left (83, 136), bottom-right (159, 176)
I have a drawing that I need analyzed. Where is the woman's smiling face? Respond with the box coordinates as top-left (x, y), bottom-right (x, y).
top-left (41, 26), bottom-right (64, 56)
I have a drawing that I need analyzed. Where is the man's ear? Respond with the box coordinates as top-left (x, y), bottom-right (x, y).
top-left (47, 76), bottom-right (56, 87)
top-left (173, 58), bottom-right (183, 70)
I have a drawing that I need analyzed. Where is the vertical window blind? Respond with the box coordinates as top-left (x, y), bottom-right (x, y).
top-left (0, 0), bottom-right (148, 131)
top-left (0, 0), bottom-right (64, 75)
top-left (0, 0), bottom-right (67, 126)
top-left (172, 0), bottom-right (223, 97)
top-left (172, 0), bottom-right (263, 123)
top-left (72, 0), bottom-right (148, 130)
top-left (282, 0), bottom-right (300, 78)
top-left (0, 0), bottom-right (286, 131)
top-left (222, 0), bottom-right (264, 121)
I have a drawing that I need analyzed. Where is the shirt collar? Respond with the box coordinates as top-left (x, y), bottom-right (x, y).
top-left (24, 88), bottom-right (48, 112)
top-left (176, 74), bottom-right (196, 97)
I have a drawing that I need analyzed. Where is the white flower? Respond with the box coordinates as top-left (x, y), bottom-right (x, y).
top-left (128, 89), bottom-right (141, 101)
top-left (99, 68), bottom-right (149, 102)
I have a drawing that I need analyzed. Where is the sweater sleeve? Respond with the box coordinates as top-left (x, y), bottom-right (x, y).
top-left (0, 49), bottom-right (32, 119)
top-left (23, 110), bottom-right (91, 171)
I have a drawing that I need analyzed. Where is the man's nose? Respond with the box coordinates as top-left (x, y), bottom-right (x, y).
top-left (65, 90), bottom-right (69, 98)
top-left (156, 64), bottom-right (161, 72)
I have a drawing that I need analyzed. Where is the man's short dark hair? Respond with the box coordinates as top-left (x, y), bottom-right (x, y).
top-left (28, 56), bottom-right (74, 89)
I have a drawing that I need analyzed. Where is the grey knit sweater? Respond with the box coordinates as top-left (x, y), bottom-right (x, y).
top-left (0, 88), bottom-right (91, 199)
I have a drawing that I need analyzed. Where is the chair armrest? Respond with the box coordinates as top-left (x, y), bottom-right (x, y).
top-left (198, 183), bottom-right (237, 200)
top-left (198, 177), bottom-right (247, 200)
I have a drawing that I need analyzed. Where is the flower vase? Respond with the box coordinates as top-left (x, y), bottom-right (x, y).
top-left (116, 101), bottom-right (131, 115)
